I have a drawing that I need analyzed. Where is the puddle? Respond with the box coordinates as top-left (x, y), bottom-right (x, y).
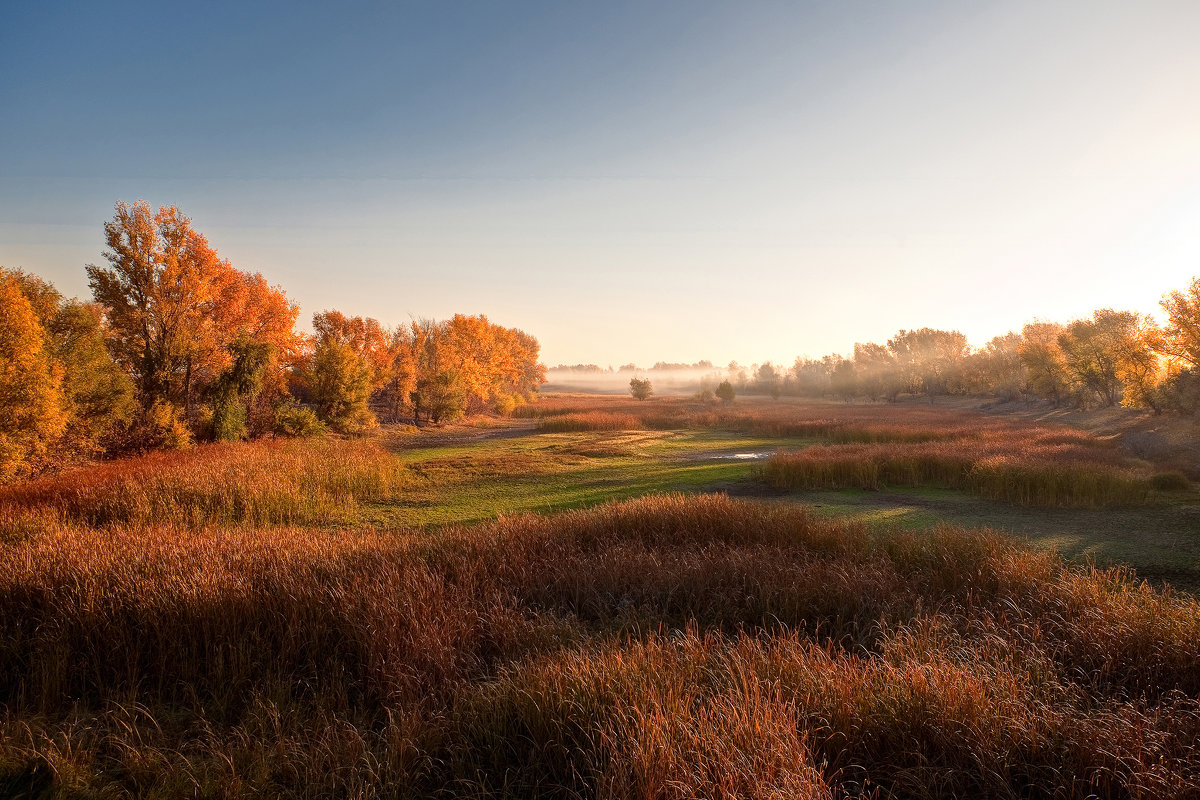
top-left (710, 450), bottom-right (773, 461)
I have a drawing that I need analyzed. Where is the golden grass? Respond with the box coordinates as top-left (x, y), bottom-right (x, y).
top-left (3, 494), bottom-right (1199, 797)
top-left (760, 430), bottom-right (1149, 508)
top-left (539, 411), bottom-right (643, 432)
top-left (0, 437), bottom-right (406, 529)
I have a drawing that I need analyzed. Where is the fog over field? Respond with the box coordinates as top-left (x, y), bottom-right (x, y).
top-left (544, 367), bottom-right (725, 395)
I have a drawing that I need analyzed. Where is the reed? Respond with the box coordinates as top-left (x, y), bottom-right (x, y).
top-left (2, 494), bottom-right (1198, 797)
top-left (0, 437), bottom-right (406, 528)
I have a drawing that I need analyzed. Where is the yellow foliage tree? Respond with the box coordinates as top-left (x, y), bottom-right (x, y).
top-left (1161, 277), bottom-right (1200, 369)
top-left (0, 275), bottom-right (67, 480)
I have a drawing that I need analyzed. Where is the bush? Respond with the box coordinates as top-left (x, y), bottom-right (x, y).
top-left (1150, 471), bottom-right (1191, 491)
top-left (273, 402), bottom-right (327, 438)
top-left (716, 380), bottom-right (736, 404)
top-left (629, 377), bottom-right (653, 400)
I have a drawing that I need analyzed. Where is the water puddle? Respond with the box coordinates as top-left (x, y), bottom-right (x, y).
top-left (711, 450), bottom-right (773, 461)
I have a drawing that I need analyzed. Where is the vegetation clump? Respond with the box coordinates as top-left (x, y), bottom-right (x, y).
top-left (629, 376), bottom-right (653, 400)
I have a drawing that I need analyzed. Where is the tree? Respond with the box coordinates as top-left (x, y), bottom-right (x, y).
top-left (1161, 277), bottom-right (1200, 369)
top-left (755, 362), bottom-right (783, 399)
top-left (968, 332), bottom-right (1026, 400)
top-left (829, 358), bottom-right (857, 400)
top-left (87, 201), bottom-right (299, 432)
top-left (4, 269), bottom-right (134, 458)
top-left (308, 338), bottom-right (376, 434)
top-left (629, 377), bottom-right (653, 400)
top-left (1018, 322), bottom-right (1070, 405)
top-left (412, 370), bottom-right (466, 424)
top-left (1161, 277), bottom-right (1200, 414)
top-left (0, 275), bottom-right (66, 480)
top-left (887, 328), bottom-right (969, 398)
top-left (715, 380), bottom-right (735, 404)
top-left (211, 335), bottom-right (273, 441)
top-left (1057, 309), bottom-right (1160, 408)
top-left (852, 342), bottom-right (899, 401)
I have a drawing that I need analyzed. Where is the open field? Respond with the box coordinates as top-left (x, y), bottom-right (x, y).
top-left (3, 394), bottom-right (1200, 797)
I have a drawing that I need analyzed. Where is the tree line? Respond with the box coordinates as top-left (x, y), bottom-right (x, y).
top-left (723, 288), bottom-right (1200, 413)
top-left (0, 201), bottom-right (545, 480)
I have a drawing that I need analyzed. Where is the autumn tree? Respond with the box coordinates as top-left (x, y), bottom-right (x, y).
top-left (852, 342), bottom-right (900, 401)
top-left (967, 332), bottom-right (1027, 400)
top-left (87, 201), bottom-right (299, 439)
top-left (4, 269), bottom-right (135, 458)
top-left (629, 377), bottom-right (653, 400)
top-left (715, 380), bottom-right (736, 404)
top-left (1161, 277), bottom-right (1200, 369)
top-left (312, 311), bottom-right (392, 392)
top-left (0, 274), bottom-right (66, 480)
top-left (1017, 322), bottom-right (1070, 405)
top-left (1056, 309), bottom-right (1160, 408)
top-left (887, 328), bottom-right (969, 398)
top-left (829, 357), bottom-right (858, 400)
top-left (1160, 277), bottom-right (1200, 413)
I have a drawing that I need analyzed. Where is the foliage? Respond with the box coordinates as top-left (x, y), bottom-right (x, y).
top-left (86, 201), bottom-right (300, 428)
top-left (715, 380), bottom-right (736, 404)
top-left (0, 275), bottom-right (66, 480)
top-left (1161, 276), bottom-right (1200, 369)
top-left (308, 337), bottom-right (377, 434)
top-left (272, 400), bottom-right (327, 438)
top-left (629, 376), bottom-right (653, 400)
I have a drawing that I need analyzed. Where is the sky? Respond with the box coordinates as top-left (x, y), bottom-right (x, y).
top-left (3, 0), bottom-right (1200, 368)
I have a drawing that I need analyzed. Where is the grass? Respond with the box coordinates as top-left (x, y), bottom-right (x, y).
top-left (3, 394), bottom-right (1199, 797)
top-left (4, 494), bottom-right (1200, 797)
top-left (0, 437), bottom-right (406, 531)
top-left (375, 428), bottom-right (788, 527)
top-left (759, 436), bottom-right (1150, 508)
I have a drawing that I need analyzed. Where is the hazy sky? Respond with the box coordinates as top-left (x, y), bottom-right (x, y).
top-left (3, 1), bottom-right (1199, 368)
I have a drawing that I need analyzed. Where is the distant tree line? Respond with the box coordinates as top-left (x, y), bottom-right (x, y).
top-left (0, 201), bottom-right (545, 480)
top-left (725, 288), bottom-right (1200, 414)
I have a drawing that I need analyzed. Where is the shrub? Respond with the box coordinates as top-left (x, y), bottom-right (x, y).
top-left (1151, 471), bottom-right (1191, 491)
top-left (629, 377), bottom-right (653, 400)
top-left (273, 401), bottom-right (327, 438)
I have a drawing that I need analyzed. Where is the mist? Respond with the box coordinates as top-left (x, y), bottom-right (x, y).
top-left (543, 365), bottom-right (730, 396)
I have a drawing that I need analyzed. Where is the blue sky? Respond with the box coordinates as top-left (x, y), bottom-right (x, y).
top-left (3, 1), bottom-right (1199, 367)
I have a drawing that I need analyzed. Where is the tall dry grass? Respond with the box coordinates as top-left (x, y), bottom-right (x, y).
top-left (3, 494), bottom-right (1199, 797)
top-left (760, 430), bottom-right (1149, 507)
top-left (523, 394), bottom-right (1053, 441)
top-left (0, 437), bottom-right (406, 530)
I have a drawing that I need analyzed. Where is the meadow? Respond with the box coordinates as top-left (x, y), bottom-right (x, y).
top-left (2, 395), bottom-right (1199, 798)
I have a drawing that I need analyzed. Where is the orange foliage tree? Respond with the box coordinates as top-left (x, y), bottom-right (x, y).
top-left (87, 202), bottom-right (300, 440)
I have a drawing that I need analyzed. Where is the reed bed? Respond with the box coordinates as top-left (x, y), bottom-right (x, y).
top-left (0, 437), bottom-right (406, 529)
top-left (539, 411), bottom-right (643, 432)
top-left (760, 433), bottom-right (1150, 508)
top-left (523, 394), bottom-right (1127, 446)
top-left (3, 494), bottom-right (1199, 797)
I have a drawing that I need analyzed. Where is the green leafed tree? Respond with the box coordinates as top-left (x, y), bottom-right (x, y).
top-left (308, 338), bottom-right (377, 434)
top-left (715, 380), bottom-right (736, 404)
